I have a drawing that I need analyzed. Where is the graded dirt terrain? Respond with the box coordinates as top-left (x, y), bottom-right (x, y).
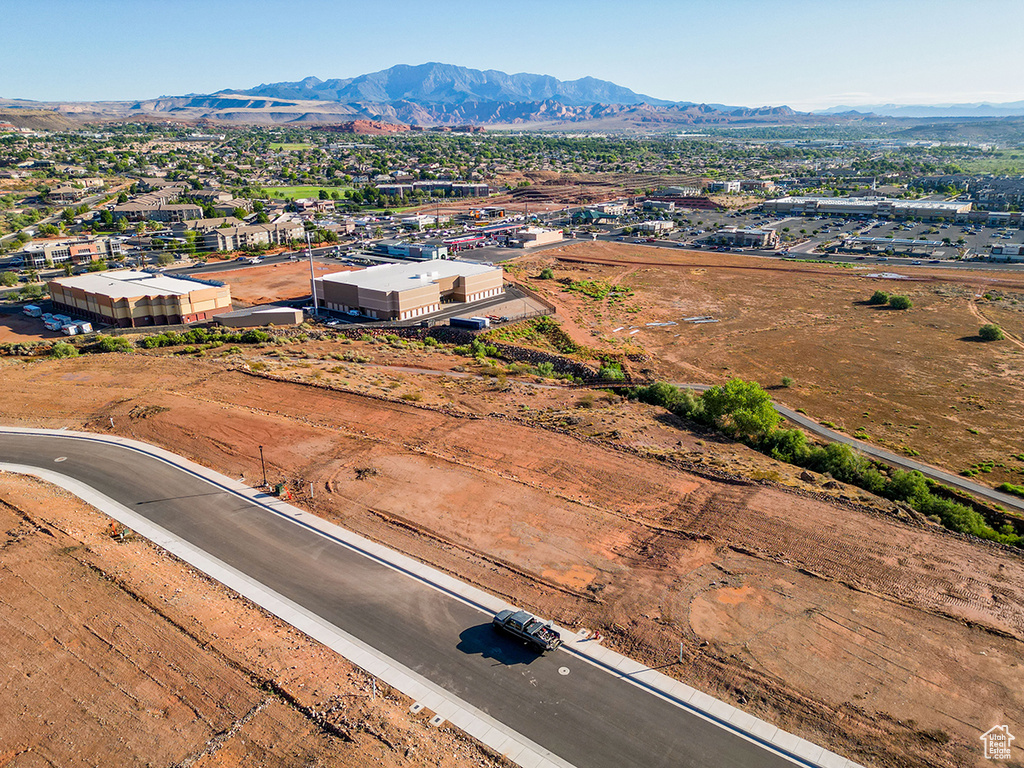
top-left (507, 242), bottom-right (1024, 491)
top-left (0, 471), bottom-right (509, 768)
top-left (203, 260), bottom-right (346, 306)
top-left (1, 347), bottom-right (1021, 768)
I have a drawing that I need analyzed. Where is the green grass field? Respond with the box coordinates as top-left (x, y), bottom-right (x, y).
top-left (961, 150), bottom-right (1024, 174)
top-left (263, 185), bottom-right (352, 199)
top-left (269, 142), bottom-right (312, 152)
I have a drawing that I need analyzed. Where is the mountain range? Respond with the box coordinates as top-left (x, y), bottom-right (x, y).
top-left (8, 63), bottom-right (1018, 130)
top-left (225, 63), bottom-right (679, 107)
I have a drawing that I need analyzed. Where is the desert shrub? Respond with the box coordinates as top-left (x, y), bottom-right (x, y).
top-left (979, 324), bottom-right (1005, 341)
top-left (781, 376), bottom-right (793, 388)
top-left (998, 482), bottom-right (1024, 498)
top-left (598, 361), bottom-right (626, 380)
top-left (885, 469), bottom-right (931, 507)
top-left (538, 267), bottom-right (554, 279)
top-left (867, 290), bottom-right (890, 305)
top-left (536, 361), bottom-right (555, 377)
top-left (50, 342), bottom-right (79, 359)
top-left (888, 295), bottom-right (912, 310)
top-left (805, 442), bottom-right (870, 484)
top-left (240, 329), bottom-right (270, 344)
top-left (423, 336), bottom-right (439, 347)
top-left (758, 428), bottom-right (810, 464)
top-left (95, 334), bottom-right (133, 353)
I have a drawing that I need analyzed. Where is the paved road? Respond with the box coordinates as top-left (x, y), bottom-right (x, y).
top-left (776, 402), bottom-right (1024, 513)
top-left (0, 431), bottom-right (807, 768)
top-left (672, 383), bottom-right (1024, 514)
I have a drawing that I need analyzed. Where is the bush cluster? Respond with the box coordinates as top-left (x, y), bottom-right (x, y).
top-left (139, 327), bottom-right (270, 349)
top-left (631, 379), bottom-right (1021, 547)
top-left (453, 338), bottom-right (500, 359)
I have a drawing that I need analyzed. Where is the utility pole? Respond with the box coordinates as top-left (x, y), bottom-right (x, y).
top-left (306, 230), bottom-right (318, 316)
top-left (259, 445), bottom-right (267, 487)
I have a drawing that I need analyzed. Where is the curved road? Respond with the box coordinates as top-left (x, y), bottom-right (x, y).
top-left (0, 430), bottom-right (826, 768)
top-left (672, 383), bottom-right (1024, 514)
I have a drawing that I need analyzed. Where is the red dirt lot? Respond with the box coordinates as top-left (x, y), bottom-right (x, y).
top-left (0, 310), bottom-right (66, 343)
top-left (203, 260), bottom-right (349, 305)
top-left (0, 351), bottom-right (1021, 767)
top-left (507, 241), bottom-right (1024, 491)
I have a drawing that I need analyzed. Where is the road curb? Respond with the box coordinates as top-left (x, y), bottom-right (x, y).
top-left (0, 426), bottom-right (864, 768)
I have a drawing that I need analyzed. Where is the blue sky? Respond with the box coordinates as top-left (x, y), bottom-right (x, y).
top-left (3, 0), bottom-right (1022, 109)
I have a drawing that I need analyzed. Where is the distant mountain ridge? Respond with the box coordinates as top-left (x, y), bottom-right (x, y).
top-left (817, 100), bottom-right (1024, 118)
top-left (225, 63), bottom-right (679, 107)
top-left (0, 64), bottom-right (840, 129)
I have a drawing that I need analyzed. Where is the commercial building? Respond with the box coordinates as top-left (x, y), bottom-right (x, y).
top-left (373, 240), bottom-right (449, 260)
top-left (400, 213), bottom-right (451, 229)
top-left (704, 227), bottom-right (779, 249)
top-left (377, 184), bottom-right (414, 197)
top-left (513, 227), bottom-right (564, 247)
top-left (216, 305), bottom-right (303, 327)
top-left (313, 261), bottom-right (503, 321)
top-left (410, 181), bottom-right (489, 197)
top-left (643, 200), bottom-right (675, 213)
top-left (761, 195), bottom-right (972, 220)
top-left (19, 236), bottom-right (124, 268)
top-left (637, 220), bottom-right (675, 233)
top-left (48, 270), bottom-right (232, 328)
top-left (707, 180), bottom-right (741, 193)
top-left (113, 200), bottom-right (203, 223)
top-left (740, 180), bottom-right (775, 192)
top-left (990, 244), bottom-right (1024, 261)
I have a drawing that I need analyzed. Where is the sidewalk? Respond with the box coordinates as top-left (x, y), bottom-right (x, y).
top-left (0, 426), bottom-right (864, 768)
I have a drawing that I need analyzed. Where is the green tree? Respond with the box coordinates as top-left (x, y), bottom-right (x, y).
top-left (979, 324), bottom-right (1005, 341)
top-left (888, 295), bottom-right (912, 310)
top-left (87, 260), bottom-right (108, 272)
top-left (867, 290), bottom-right (890, 305)
top-left (183, 229), bottom-right (198, 256)
top-left (0, 271), bottom-right (17, 287)
top-left (157, 252), bottom-right (174, 266)
top-left (373, 225), bottom-right (384, 239)
top-left (700, 378), bottom-right (780, 440)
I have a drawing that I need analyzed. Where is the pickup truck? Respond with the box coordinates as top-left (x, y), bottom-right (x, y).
top-left (492, 609), bottom-right (562, 652)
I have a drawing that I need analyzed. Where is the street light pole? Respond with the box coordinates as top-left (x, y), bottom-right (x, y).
top-left (259, 445), bottom-right (267, 487)
top-left (306, 230), bottom-right (318, 316)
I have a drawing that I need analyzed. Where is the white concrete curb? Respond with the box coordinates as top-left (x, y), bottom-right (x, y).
top-left (0, 427), bottom-right (864, 768)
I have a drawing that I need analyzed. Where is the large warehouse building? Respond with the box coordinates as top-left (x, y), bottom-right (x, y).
top-left (313, 261), bottom-right (503, 321)
top-left (762, 195), bottom-right (972, 220)
top-left (48, 270), bottom-right (233, 328)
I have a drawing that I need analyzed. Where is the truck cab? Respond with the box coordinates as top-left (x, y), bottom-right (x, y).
top-left (492, 609), bottom-right (562, 652)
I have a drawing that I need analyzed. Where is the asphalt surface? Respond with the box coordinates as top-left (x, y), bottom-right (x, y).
top-left (0, 431), bottom-right (804, 768)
